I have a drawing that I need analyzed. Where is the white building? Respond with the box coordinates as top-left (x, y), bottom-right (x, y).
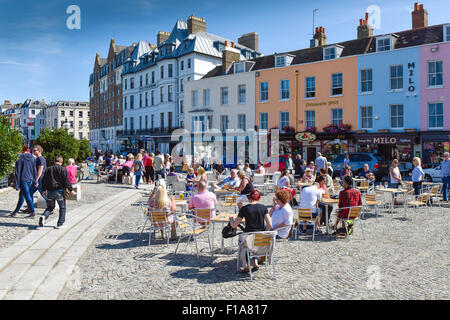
top-left (45, 101), bottom-right (90, 140)
top-left (19, 99), bottom-right (47, 142)
top-left (120, 15), bottom-right (260, 154)
top-left (185, 48), bottom-right (257, 161)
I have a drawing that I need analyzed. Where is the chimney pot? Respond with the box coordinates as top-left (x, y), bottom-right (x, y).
top-left (412, 3), bottom-right (428, 30)
top-left (414, 2), bottom-right (418, 10)
top-left (225, 41), bottom-right (228, 47)
top-left (365, 12), bottom-right (369, 22)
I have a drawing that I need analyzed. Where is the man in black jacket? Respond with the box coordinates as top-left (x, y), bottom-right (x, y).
top-left (39, 156), bottom-right (75, 229)
top-left (10, 144), bottom-right (37, 217)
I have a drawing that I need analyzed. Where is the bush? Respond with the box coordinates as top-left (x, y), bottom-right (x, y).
top-left (76, 139), bottom-right (91, 162)
top-left (36, 128), bottom-right (80, 166)
top-left (0, 116), bottom-right (23, 180)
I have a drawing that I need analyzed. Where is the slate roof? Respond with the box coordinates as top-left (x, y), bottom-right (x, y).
top-left (122, 19), bottom-right (261, 75)
top-left (203, 24), bottom-right (446, 79)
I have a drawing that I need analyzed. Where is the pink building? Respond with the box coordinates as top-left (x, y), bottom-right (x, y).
top-left (420, 39), bottom-right (450, 164)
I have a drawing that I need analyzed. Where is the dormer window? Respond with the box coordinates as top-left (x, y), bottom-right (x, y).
top-left (445, 24), bottom-right (450, 42)
top-left (217, 42), bottom-right (225, 52)
top-left (323, 45), bottom-right (343, 60)
top-left (234, 62), bottom-right (245, 74)
top-left (275, 55), bottom-right (286, 67)
top-left (275, 54), bottom-right (294, 67)
top-left (376, 35), bottom-right (397, 52)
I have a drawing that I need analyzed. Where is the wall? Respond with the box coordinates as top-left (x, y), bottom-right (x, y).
top-left (357, 46), bottom-right (421, 132)
top-left (255, 56), bottom-right (358, 133)
top-left (420, 41), bottom-right (450, 131)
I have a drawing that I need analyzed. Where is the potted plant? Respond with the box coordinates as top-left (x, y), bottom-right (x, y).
top-left (282, 126), bottom-right (295, 134)
top-left (305, 126), bottom-right (317, 133)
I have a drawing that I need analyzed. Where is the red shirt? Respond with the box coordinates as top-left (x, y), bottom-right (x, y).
top-left (144, 157), bottom-right (153, 167)
top-left (338, 187), bottom-right (362, 218)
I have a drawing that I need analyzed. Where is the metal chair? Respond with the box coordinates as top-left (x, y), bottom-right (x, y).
top-left (174, 209), bottom-right (213, 258)
top-left (363, 193), bottom-right (381, 221)
top-left (294, 208), bottom-right (320, 241)
top-left (407, 193), bottom-right (431, 219)
top-left (335, 206), bottom-right (365, 240)
top-left (148, 210), bottom-right (173, 246)
top-left (236, 231), bottom-right (278, 281)
top-left (252, 174), bottom-right (266, 195)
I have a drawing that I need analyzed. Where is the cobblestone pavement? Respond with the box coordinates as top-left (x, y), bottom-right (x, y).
top-left (60, 189), bottom-right (450, 300)
top-left (0, 178), bottom-right (133, 250)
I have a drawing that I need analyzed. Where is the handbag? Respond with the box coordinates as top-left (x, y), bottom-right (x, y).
top-left (222, 223), bottom-right (244, 238)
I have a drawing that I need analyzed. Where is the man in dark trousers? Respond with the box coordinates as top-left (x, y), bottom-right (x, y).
top-left (10, 144), bottom-right (37, 218)
top-left (39, 156), bottom-right (75, 229)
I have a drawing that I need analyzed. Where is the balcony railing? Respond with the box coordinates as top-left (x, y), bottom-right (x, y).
top-left (117, 127), bottom-right (181, 137)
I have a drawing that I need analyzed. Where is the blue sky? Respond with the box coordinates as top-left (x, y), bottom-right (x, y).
top-left (1, 0), bottom-right (449, 104)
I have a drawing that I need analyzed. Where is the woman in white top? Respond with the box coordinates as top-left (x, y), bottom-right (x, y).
top-left (277, 169), bottom-right (291, 189)
top-left (269, 189), bottom-right (294, 239)
top-left (255, 161), bottom-right (265, 175)
top-left (389, 159), bottom-right (402, 188)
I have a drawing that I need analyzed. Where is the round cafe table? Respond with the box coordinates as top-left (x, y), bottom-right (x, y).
top-left (319, 197), bottom-right (339, 234)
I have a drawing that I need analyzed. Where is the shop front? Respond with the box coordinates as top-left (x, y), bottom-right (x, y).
top-left (295, 132), bottom-right (353, 163)
top-left (421, 131), bottom-right (450, 167)
top-left (353, 133), bottom-right (419, 172)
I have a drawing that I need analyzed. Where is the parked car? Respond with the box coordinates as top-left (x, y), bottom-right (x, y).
top-left (263, 155), bottom-right (290, 173)
top-left (423, 165), bottom-right (443, 182)
top-left (331, 153), bottom-right (389, 181)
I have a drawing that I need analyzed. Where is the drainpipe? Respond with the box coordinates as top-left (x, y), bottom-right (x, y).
top-left (295, 70), bottom-right (299, 132)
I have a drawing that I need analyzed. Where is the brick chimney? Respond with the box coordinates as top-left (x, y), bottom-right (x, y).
top-left (238, 32), bottom-right (258, 51)
top-left (157, 31), bottom-right (170, 46)
top-left (313, 27), bottom-right (327, 47)
top-left (187, 15), bottom-right (206, 34)
top-left (221, 42), bottom-right (241, 73)
top-left (412, 2), bottom-right (428, 30)
top-left (357, 12), bottom-right (374, 39)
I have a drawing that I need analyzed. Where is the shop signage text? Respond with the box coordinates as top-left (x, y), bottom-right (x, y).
top-left (408, 62), bottom-right (416, 92)
top-left (305, 100), bottom-right (339, 107)
top-left (357, 136), bottom-right (415, 144)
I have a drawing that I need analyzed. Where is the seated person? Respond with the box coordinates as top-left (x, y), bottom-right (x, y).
top-left (117, 155), bottom-right (126, 165)
top-left (230, 190), bottom-right (272, 272)
top-left (360, 164), bottom-right (375, 186)
top-left (269, 190), bottom-right (294, 239)
top-left (255, 161), bottom-right (265, 175)
top-left (65, 158), bottom-right (78, 186)
top-left (196, 166), bottom-right (207, 184)
top-left (185, 168), bottom-right (196, 191)
top-left (300, 168), bottom-right (315, 184)
top-left (319, 168), bottom-right (333, 190)
top-left (243, 162), bottom-right (252, 177)
top-left (188, 181), bottom-right (217, 220)
top-left (213, 160), bottom-right (225, 176)
top-left (298, 176), bottom-right (326, 233)
top-left (167, 166), bottom-right (179, 181)
top-left (214, 169), bottom-right (240, 190)
top-left (277, 169), bottom-right (291, 189)
top-left (334, 176), bottom-right (362, 231)
top-left (230, 170), bottom-right (254, 209)
top-left (147, 185), bottom-right (177, 241)
top-left (340, 166), bottom-right (353, 180)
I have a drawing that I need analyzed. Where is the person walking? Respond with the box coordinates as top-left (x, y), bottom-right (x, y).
top-left (343, 153), bottom-right (351, 168)
top-left (10, 144), bottom-right (37, 218)
top-left (314, 152), bottom-right (328, 176)
top-left (153, 150), bottom-right (165, 181)
top-left (441, 152), bottom-right (450, 202)
top-left (133, 153), bottom-right (145, 189)
top-left (293, 155), bottom-right (304, 180)
top-left (39, 156), bottom-right (75, 229)
top-left (411, 157), bottom-right (425, 196)
top-left (29, 145), bottom-right (47, 208)
top-left (144, 152), bottom-right (154, 184)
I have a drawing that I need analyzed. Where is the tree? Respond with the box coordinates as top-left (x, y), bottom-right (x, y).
top-left (76, 139), bottom-right (91, 162)
top-left (0, 116), bottom-right (23, 179)
top-left (36, 128), bottom-right (79, 166)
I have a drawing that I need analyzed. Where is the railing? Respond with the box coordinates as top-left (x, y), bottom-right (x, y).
top-left (116, 127), bottom-right (182, 137)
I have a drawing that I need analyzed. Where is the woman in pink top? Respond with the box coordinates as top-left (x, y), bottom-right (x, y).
top-left (65, 158), bottom-right (78, 185)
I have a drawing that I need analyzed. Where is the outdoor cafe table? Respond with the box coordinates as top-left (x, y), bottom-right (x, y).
top-left (402, 181), bottom-right (442, 186)
top-left (376, 188), bottom-right (408, 215)
top-left (213, 188), bottom-right (239, 198)
top-left (210, 212), bottom-right (242, 254)
top-left (319, 197), bottom-right (339, 234)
